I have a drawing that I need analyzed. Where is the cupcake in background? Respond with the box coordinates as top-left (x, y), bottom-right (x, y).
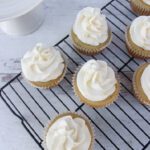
top-left (44, 112), bottom-right (94, 150)
top-left (73, 59), bottom-right (120, 108)
top-left (21, 43), bottom-right (67, 88)
top-left (133, 63), bottom-right (150, 106)
top-left (130, 0), bottom-right (150, 16)
top-left (125, 16), bottom-right (150, 58)
top-left (71, 7), bottom-right (112, 55)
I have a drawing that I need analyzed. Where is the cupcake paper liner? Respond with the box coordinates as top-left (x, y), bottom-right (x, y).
top-left (130, 0), bottom-right (150, 16)
top-left (43, 112), bottom-right (95, 150)
top-left (72, 65), bottom-right (120, 108)
top-left (125, 27), bottom-right (150, 59)
top-left (71, 28), bottom-right (112, 56)
top-left (23, 52), bottom-right (68, 89)
top-left (133, 63), bottom-right (150, 106)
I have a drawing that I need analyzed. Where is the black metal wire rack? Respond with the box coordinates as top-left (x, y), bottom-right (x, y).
top-left (0, 0), bottom-right (150, 149)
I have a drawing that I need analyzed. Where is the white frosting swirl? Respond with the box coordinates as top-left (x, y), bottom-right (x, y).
top-left (130, 16), bottom-right (150, 50)
top-left (73, 7), bottom-right (109, 46)
top-left (21, 43), bottom-right (65, 82)
top-left (77, 60), bottom-right (117, 101)
top-left (141, 64), bottom-right (150, 100)
top-left (46, 116), bottom-right (91, 150)
top-left (143, 0), bottom-right (150, 5)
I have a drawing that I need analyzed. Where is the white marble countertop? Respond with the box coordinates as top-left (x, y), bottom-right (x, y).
top-left (0, 0), bottom-right (110, 149)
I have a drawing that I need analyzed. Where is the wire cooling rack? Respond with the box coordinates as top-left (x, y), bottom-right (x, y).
top-left (1, 0), bottom-right (150, 149)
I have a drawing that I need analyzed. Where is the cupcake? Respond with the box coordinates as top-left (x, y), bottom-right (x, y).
top-left (73, 59), bottom-right (120, 108)
top-left (21, 43), bottom-right (67, 88)
top-left (125, 16), bottom-right (150, 58)
top-left (133, 63), bottom-right (150, 105)
top-left (71, 7), bottom-right (112, 56)
top-left (130, 0), bottom-right (150, 16)
top-left (44, 112), bottom-right (94, 150)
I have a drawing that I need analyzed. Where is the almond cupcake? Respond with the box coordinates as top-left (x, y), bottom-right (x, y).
top-left (73, 59), bottom-right (120, 108)
top-left (71, 7), bottom-right (112, 56)
top-left (21, 43), bottom-right (67, 88)
top-left (133, 63), bottom-right (150, 106)
top-left (130, 0), bottom-right (150, 16)
top-left (44, 112), bottom-right (94, 150)
top-left (125, 16), bottom-right (150, 58)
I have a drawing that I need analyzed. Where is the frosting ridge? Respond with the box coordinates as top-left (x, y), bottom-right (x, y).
top-left (130, 16), bottom-right (150, 50)
top-left (77, 59), bottom-right (117, 101)
top-left (46, 116), bottom-right (91, 150)
top-left (143, 0), bottom-right (150, 5)
top-left (141, 64), bottom-right (150, 100)
top-left (21, 43), bottom-right (65, 82)
top-left (73, 7), bottom-right (109, 46)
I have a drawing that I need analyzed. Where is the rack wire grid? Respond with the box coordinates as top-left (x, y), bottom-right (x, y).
top-left (1, 0), bottom-right (150, 149)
